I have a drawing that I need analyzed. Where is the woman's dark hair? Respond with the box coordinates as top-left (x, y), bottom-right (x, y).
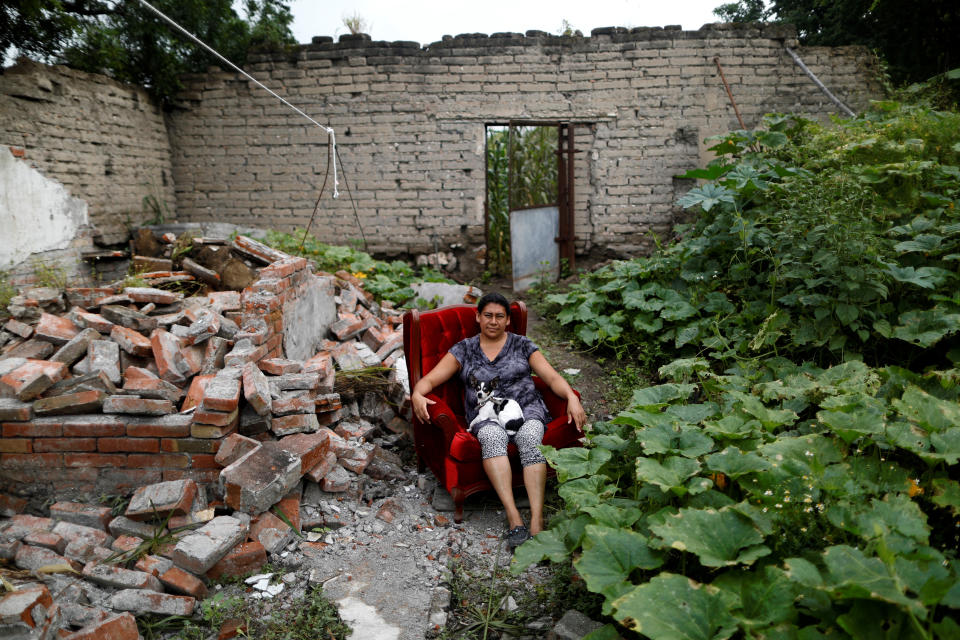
top-left (476, 292), bottom-right (510, 315)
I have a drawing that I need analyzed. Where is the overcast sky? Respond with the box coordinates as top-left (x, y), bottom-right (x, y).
top-left (287, 0), bottom-right (725, 46)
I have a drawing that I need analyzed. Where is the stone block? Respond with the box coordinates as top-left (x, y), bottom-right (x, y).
top-left (107, 589), bottom-right (195, 617)
top-left (34, 312), bottom-right (79, 345)
top-left (125, 479), bottom-right (198, 521)
top-left (82, 561), bottom-right (162, 591)
top-left (159, 566), bottom-right (209, 599)
top-left (110, 325), bottom-right (152, 357)
top-left (221, 442), bottom-right (301, 515)
top-left (49, 502), bottom-right (112, 531)
top-left (241, 361), bottom-right (271, 416)
top-left (205, 541), bottom-right (267, 580)
top-left (65, 612), bottom-right (140, 640)
top-left (88, 340), bottom-right (121, 384)
top-left (34, 389), bottom-right (106, 416)
top-left (552, 609), bottom-right (605, 640)
top-left (103, 396), bottom-right (175, 415)
top-left (171, 515), bottom-right (248, 574)
top-left (51, 327), bottom-right (101, 365)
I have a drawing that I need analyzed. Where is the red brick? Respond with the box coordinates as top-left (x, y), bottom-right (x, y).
top-left (181, 344), bottom-right (204, 376)
top-left (305, 450), bottom-right (338, 482)
top-left (111, 535), bottom-right (144, 554)
top-left (14, 543), bottom-right (80, 572)
top-left (70, 307), bottom-right (115, 333)
top-left (193, 405), bottom-right (239, 427)
top-left (33, 438), bottom-right (96, 453)
top-left (123, 366), bottom-right (157, 382)
top-left (181, 375), bottom-right (213, 412)
top-left (218, 618), bottom-right (248, 640)
top-left (2, 453), bottom-right (62, 468)
top-left (34, 390), bottom-right (107, 416)
top-left (0, 492), bottom-right (28, 516)
top-left (134, 554), bottom-right (173, 577)
top-left (150, 329), bottom-right (188, 384)
top-left (205, 541), bottom-right (267, 580)
top-left (275, 492), bottom-right (301, 531)
top-left (3, 419), bottom-right (61, 437)
top-left (159, 566), bottom-right (209, 598)
top-left (103, 396), bottom-right (176, 415)
top-left (34, 312), bottom-right (79, 345)
top-left (0, 438), bottom-right (31, 453)
top-left (362, 325), bottom-right (390, 351)
top-left (3, 338), bottom-right (54, 361)
top-left (126, 415), bottom-right (192, 437)
top-left (1, 359), bottom-right (69, 401)
top-left (23, 530), bottom-right (67, 554)
top-left (277, 431), bottom-right (331, 473)
top-left (242, 362), bottom-right (271, 416)
top-left (187, 454), bottom-right (217, 469)
top-left (125, 479), bottom-right (197, 521)
top-left (302, 351), bottom-right (333, 377)
top-left (271, 392), bottom-right (316, 416)
top-left (124, 287), bottom-right (183, 305)
top-left (49, 502), bottom-right (112, 531)
top-left (122, 377), bottom-right (181, 402)
top-left (190, 422), bottom-right (238, 439)
top-left (271, 413), bottom-right (319, 436)
top-left (126, 453), bottom-right (190, 469)
top-left (259, 358), bottom-right (301, 375)
top-left (110, 325), bottom-right (153, 357)
top-left (199, 375), bottom-right (241, 412)
top-left (0, 584), bottom-right (52, 629)
top-left (98, 438), bottom-right (160, 453)
top-left (65, 612), bottom-right (139, 640)
top-left (375, 334), bottom-right (403, 360)
top-left (162, 469), bottom-right (220, 484)
top-left (64, 453), bottom-right (126, 467)
top-left (63, 416), bottom-right (126, 437)
top-left (4, 318), bottom-right (33, 339)
top-left (161, 438), bottom-right (220, 454)
top-left (214, 433), bottom-right (260, 467)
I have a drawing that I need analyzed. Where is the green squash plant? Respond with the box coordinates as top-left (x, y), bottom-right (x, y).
top-left (521, 101), bottom-right (960, 639)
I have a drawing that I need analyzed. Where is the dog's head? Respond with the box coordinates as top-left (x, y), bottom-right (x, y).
top-left (468, 374), bottom-right (500, 403)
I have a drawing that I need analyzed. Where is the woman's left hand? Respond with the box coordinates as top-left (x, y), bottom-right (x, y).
top-left (566, 394), bottom-right (587, 430)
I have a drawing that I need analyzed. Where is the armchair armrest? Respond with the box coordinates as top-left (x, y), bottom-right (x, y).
top-left (533, 376), bottom-right (580, 423)
top-left (425, 392), bottom-right (470, 450)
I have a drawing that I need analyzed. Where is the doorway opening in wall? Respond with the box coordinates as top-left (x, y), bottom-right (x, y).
top-left (485, 122), bottom-right (578, 289)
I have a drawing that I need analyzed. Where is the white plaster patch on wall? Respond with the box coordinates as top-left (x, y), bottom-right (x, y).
top-left (0, 147), bottom-right (89, 268)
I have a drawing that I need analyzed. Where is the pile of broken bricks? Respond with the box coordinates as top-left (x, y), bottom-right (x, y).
top-left (0, 234), bottom-right (422, 498)
top-left (0, 453), bottom-right (408, 639)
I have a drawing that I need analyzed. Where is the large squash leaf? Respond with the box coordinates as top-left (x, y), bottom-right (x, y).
top-left (636, 456), bottom-right (701, 495)
top-left (574, 524), bottom-right (664, 600)
top-left (612, 573), bottom-right (738, 640)
top-left (648, 507), bottom-right (770, 567)
top-left (821, 546), bottom-right (924, 617)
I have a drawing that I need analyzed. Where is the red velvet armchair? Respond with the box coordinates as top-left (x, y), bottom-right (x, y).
top-left (402, 301), bottom-right (584, 522)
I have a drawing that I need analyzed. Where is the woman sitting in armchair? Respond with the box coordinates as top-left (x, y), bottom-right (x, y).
top-left (410, 292), bottom-right (587, 548)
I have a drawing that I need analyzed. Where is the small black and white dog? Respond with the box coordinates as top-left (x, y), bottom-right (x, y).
top-left (468, 374), bottom-right (525, 435)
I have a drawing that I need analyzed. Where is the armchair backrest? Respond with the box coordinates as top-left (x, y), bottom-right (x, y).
top-left (402, 301), bottom-right (528, 416)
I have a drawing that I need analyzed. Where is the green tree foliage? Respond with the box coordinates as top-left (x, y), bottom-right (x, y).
top-left (1, 0), bottom-right (295, 105)
top-left (713, 0), bottom-right (959, 84)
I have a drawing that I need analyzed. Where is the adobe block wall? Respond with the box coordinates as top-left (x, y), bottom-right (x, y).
top-left (0, 60), bottom-right (177, 245)
top-left (168, 23), bottom-right (882, 258)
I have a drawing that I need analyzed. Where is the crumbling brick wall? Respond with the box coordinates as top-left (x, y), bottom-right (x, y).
top-left (0, 60), bottom-right (176, 245)
top-left (168, 23), bottom-right (882, 258)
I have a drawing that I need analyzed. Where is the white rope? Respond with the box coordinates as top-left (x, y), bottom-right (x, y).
top-left (132, 0), bottom-right (339, 197)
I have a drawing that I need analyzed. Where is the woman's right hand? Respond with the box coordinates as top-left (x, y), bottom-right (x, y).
top-left (411, 391), bottom-right (436, 423)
